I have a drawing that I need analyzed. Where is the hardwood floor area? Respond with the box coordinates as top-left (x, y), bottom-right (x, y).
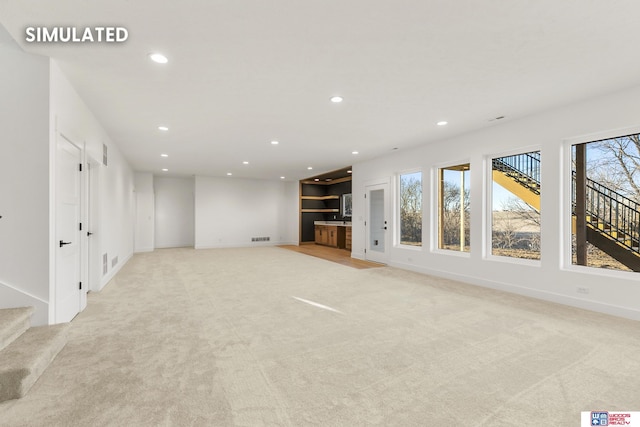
top-left (278, 244), bottom-right (384, 269)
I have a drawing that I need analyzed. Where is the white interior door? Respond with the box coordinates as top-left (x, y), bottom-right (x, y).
top-left (366, 182), bottom-right (389, 264)
top-left (55, 134), bottom-right (82, 323)
top-left (87, 161), bottom-right (102, 292)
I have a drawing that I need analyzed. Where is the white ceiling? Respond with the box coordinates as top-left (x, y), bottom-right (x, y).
top-left (2, 1), bottom-right (640, 181)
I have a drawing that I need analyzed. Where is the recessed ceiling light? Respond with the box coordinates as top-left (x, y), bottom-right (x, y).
top-left (160, 153), bottom-right (169, 157)
top-left (325, 179), bottom-right (332, 182)
top-left (437, 121), bottom-right (448, 126)
top-left (307, 167), bottom-right (313, 170)
top-left (347, 170), bottom-right (352, 174)
top-left (162, 168), bottom-right (168, 172)
top-left (352, 151), bottom-right (359, 155)
top-left (330, 96), bottom-right (343, 103)
top-left (314, 179), bottom-right (320, 182)
top-left (271, 140), bottom-right (279, 145)
top-left (226, 172), bottom-right (232, 176)
top-left (280, 176), bottom-right (285, 179)
top-left (149, 53), bottom-right (168, 64)
top-left (243, 161), bottom-right (249, 165)
top-left (158, 126), bottom-right (169, 131)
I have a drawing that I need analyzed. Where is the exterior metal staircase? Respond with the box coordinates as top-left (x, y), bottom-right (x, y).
top-left (492, 152), bottom-right (541, 211)
top-left (573, 171), bottom-right (640, 271)
top-left (492, 153), bottom-right (640, 271)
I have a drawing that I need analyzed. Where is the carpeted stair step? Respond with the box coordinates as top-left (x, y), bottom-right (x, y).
top-left (0, 307), bottom-right (34, 352)
top-left (0, 323), bottom-right (70, 402)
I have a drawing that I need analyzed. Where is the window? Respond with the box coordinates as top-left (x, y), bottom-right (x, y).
top-left (438, 164), bottom-right (470, 252)
top-left (399, 171), bottom-right (422, 246)
top-left (491, 151), bottom-right (541, 260)
top-left (572, 134), bottom-right (640, 272)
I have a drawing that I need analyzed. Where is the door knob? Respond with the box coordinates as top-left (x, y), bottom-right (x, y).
top-left (87, 232), bottom-right (93, 237)
top-left (59, 240), bottom-right (72, 247)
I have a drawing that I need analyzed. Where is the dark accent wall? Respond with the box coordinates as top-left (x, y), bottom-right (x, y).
top-left (301, 213), bottom-right (324, 241)
top-left (300, 179), bottom-right (352, 243)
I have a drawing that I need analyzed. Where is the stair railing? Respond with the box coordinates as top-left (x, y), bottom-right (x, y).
top-left (572, 171), bottom-right (640, 254)
top-left (492, 152), bottom-right (541, 195)
top-left (494, 152), bottom-right (639, 254)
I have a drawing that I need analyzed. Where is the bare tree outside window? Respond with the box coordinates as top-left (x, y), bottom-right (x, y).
top-left (438, 164), bottom-right (470, 252)
top-left (399, 172), bottom-right (422, 246)
top-left (572, 134), bottom-right (640, 272)
top-left (491, 151), bottom-right (541, 260)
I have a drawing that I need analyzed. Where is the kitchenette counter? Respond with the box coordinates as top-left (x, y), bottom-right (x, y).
top-left (314, 222), bottom-right (352, 249)
top-left (314, 221), bottom-right (352, 227)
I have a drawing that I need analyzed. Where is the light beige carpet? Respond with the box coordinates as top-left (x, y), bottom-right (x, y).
top-left (1, 247), bottom-right (638, 426)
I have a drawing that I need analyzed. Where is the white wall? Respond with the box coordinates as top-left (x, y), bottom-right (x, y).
top-left (0, 26), bottom-right (51, 325)
top-left (281, 181), bottom-right (300, 245)
top-left (195, 176), bottom-right (297, 248)
top-left (134, 172), bottom-right (155, 252)
top-left (0, 28), bottom-right (135, 325)
top-left (353, 84), bottom-right (640, 321)
top-left (50, 61), bottom-right (135, 299)
top-left (154, 176), bottom-right (194, 248)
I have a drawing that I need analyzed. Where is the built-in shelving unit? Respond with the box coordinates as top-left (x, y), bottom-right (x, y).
top-left (301, 195), bottom-right (340, 211)
top-left (300, 176), bottom-right (352, 186)
top-left (301, 208), bottom-right (340, 213)
top-left (299, 167), bottom-right (352, 244)
top-left (301, 195), bottom-right (340, 200)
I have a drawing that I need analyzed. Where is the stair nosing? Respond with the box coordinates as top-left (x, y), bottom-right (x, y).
top-left (0, 307), bottom-right (35, 352)
top-left (0, 323), bottom-right (70, 402)
top-left (0, 323), bottom-right (70, 371)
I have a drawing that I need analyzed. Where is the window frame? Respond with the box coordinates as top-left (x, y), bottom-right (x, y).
top-left (484, 146), bottom-right (543, 267)
top-left (562, 125), bottom-right (640, 277)
top-left (431, 159), bottom-right (472, 257)
top-left (396, 169), bottom-right (424, 249)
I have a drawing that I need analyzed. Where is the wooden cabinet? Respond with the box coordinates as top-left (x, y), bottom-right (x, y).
top-left (328, 226), bottom-right (338, 247)
top-left (315, 225), bottom-right (350, 250)
top-left (315, 225), bottom-right (328, 245)
top-left (315, 225), bottom-right (337, 247)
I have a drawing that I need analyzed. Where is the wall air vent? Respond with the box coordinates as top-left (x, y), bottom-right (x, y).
top-left (103, 253), bottom-right (108, 275)
top-left (102, 143), bottom-right (108, 166)
top-left (251, 237), bottom-right (271, 242)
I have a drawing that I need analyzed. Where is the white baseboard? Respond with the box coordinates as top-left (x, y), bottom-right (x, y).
top-left (0, 280), bottom-right (49, 326)
top-left (99, 251), bottom-right (133, 292)
top-left (195, 240), bottom-right (293, 250)
top-left (389, 260), bottom-right (640, 322)
top-left (134, 247), bottom-right (154, 253)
